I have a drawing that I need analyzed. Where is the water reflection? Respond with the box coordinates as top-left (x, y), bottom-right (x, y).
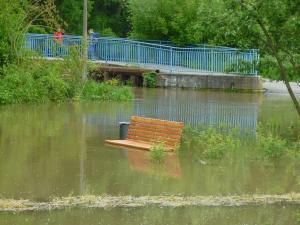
top-left (86, 89), bottom-right (261, 137)
top-left (123, 148), bottom-right (182, 178)
top-left (0, 205), bottom-right (299, 225)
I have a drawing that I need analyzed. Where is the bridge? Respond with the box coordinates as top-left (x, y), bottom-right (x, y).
top-left (25, 34), bottom-right (259, 76)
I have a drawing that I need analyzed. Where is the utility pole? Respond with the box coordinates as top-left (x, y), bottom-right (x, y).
top-left (82, 0), bottom-right (88, 80)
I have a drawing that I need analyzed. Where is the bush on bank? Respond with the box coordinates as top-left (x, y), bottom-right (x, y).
top-left (0, 60), bottom-right (133, 105)
top-left (81, 80), bottom-right (133, 101)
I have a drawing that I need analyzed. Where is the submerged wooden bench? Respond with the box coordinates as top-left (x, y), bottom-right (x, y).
top-left (105, 116), bottom-right (184, 151)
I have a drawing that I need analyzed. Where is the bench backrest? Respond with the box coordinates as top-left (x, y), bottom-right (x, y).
top-left (127, 116), bottom-right (184, 150)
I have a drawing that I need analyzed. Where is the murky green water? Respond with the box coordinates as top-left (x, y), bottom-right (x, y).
top-left (0, 205), bottom-right (299, 225)
top-left (0, 88), bottom-right (299, 224)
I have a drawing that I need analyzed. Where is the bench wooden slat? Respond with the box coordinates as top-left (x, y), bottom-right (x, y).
top-left (129, 124), bottom-right (183, 134)
top-left (105, 116), bottom-right (184, 151)
top-left (128, 129), bottom-right (182, 140)
top-left (131, 116), bottom-right (184, 128)
top-left (106, 140), bottom-right (174, 152)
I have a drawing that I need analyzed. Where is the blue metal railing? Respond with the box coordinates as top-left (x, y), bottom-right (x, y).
top-left (25, 34), bottom-right (259, 75)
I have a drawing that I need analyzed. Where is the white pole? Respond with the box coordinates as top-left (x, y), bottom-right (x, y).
top-left (82, 0), bottom-right (88, 80)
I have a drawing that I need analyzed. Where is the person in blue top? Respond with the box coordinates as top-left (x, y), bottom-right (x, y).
top-left (88, 29), bottom-right (100, 60)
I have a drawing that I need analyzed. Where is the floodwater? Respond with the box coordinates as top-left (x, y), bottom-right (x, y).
top-left (0, 88), bottom-right (299, 224)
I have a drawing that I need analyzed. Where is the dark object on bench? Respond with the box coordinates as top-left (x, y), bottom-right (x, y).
top-left (105, 116), bottom-right (184, 151)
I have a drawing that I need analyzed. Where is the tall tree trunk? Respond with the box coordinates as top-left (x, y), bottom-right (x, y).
top-left (273, 53), bottom-right (300, 116)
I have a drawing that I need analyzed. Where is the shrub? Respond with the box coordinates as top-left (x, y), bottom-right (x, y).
top-left (81, 80), bottom-right (133, 101)
top-left (258, 134), bottom-right (287, 159)
top-left (200, 127), bottom-right (240, 159)
top-left (256, 124), bottom-right (289, 159)
top-left (143, 72), bottom-right (157, 88)
top-left (36, 75), bottom-right (69, 101)
top-left (149, 141), bottom-right (167, 164)
top-left (181, 125), bottom-right (240, 160)
top-left (0, 59), bottom-right (134, 105)
top-left (0, 61), bottom-right (71, 104)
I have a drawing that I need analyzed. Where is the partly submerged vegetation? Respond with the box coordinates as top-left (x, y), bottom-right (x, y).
top-left (181, 123), bottom-right (300, 161)
top-left (0, 60), bottom-right (133, 105)
top-left (149, 141), bottom-right (167, 163)
top-left (143, 72), bottom-right (157, 88)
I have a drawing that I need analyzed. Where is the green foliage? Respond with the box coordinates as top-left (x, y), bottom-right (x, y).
top-left (127, 0), bottom-right (299, 82)
top-left (0, 0), bottom-right (26, 68)
top-left (257, 133), bottom-right (288, 159)
top-left (81, 80), bottom-right (133, 101)
top-left (128, 0), bottom-right (199, 45)
top-left (256, 122), bottom-right (300, 159)
top-left (223, 0), bottom-right (300, 82)
top-left (0, 58), bottom-right (133, 105)
top-left (259, 55), bottom-right (300, 82)
top-left (143, 72), bottom-right (157, 88)
top-left (182, 123), bottom-right (300, 161)
top-left (0, 61), bottom-right (69, 104)
top-left (149, 141), bottom-right (167, 164)
top-left (55, 0), bottom-right (94, 34)
top-left (297, 213), bottom-right (300, 224)
top-left (0, 0), bottom-right (64, 71)
top-left (225, 59), bottom-right (257, 75)
top-left (55, 0), bottom-right (129, 37)
top-left (181, 125), bottom-right (240, 160)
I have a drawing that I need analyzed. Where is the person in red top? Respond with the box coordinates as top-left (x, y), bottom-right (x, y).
top-left (53, 28), bottom-right (63, 56)
top-left (54, 28), bottom-right (63, 44)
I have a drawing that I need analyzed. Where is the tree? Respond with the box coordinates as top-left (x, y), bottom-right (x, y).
top-left (128, 0), bottom-right (199, 45)
top-left (89, 0), bottom-right (130, 37)
top-left (55, 0), bottom-right (129, 36)
top-left (55, 0), bottom-right (93, 34)
top-left (222, 0), bottom-right (300, 116)
top-left (0, 0), bottom-right (62, 70)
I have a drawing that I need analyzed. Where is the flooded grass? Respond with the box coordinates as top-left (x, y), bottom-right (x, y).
top-left (1, 194), bottom-right (300, 212)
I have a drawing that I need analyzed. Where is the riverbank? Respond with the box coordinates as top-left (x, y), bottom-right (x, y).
top-left (262, 79), bottom-right (300, 95)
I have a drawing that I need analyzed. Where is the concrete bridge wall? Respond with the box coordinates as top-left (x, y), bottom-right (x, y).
top-left (157, 73), bottom-right (263, 91)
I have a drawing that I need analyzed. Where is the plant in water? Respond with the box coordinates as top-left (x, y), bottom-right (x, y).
top-left (81, 80), bottom-right (133, 101)
top-left (149, 141), bottom-right (167, 164)
top-left (256, 124), bottom-right (288, 159)
top-left (258, 134), bottom-right (288, 159)
top-left (181, 125), bottom-right (241, 160)
top-left (143, 72), bottom-right (157, 88)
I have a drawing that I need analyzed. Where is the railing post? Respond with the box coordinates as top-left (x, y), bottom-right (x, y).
top-left (255, 49), bottom-right (259, 76)
top-left (137, 43), bottom-right (141, 66)
top-left (169, 47), bottom-right (173, 72)
top-left (105, 39), bottom-right (108, 63)
top-left (210, 49), bottom-right (213, 73)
